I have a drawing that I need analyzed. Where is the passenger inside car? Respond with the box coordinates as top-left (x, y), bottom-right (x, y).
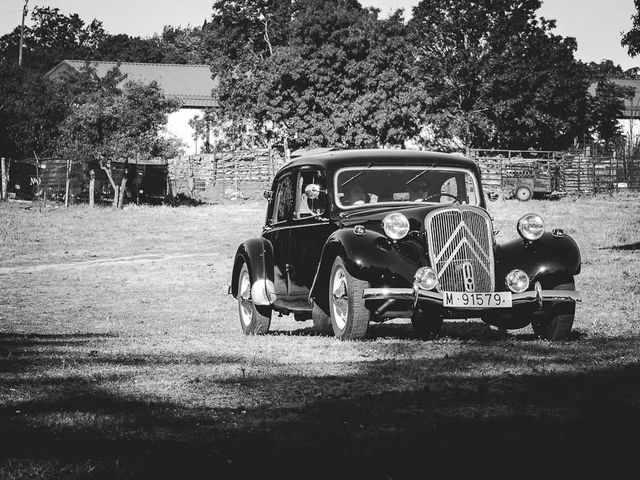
top-left (343, 182), bottom-right (369, 205)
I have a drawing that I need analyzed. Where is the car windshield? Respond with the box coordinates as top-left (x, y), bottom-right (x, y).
top-left (335, 166), bottom-right (480, 208)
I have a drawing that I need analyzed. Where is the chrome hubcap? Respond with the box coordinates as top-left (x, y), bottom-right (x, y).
top-left (238, 270), bottom-right (253, 326)
top-left (332, 267), bottom-right (349, 330)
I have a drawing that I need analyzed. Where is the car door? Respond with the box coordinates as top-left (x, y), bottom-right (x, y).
top-left (262, 172), bottom-right (295, 300)
top-left (287, 168), bottom-right (334, 300)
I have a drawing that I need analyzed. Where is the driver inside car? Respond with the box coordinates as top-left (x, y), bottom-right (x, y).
top-left (408, 178), bottom-right (438, 202)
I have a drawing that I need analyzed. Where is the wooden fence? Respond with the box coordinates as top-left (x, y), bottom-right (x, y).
top-left (469, 149), bottom-right (640, 196)
top-left (4, 149), bottom-right (639, 205)
top-left (168, 149), bottom-right (285, 203)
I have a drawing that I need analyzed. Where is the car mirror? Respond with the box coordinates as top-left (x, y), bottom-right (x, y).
top-left (263, 190), bottom-right (273, 201)
top-left (304, 184), bottom-right (324, 200)
top-left (486, 191), bottom-right (499, 202)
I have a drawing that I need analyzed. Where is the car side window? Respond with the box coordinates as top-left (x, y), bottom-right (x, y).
top-left (272, 174), bottom-right (295, 224)
top-left (295, 170), bottom-right (326, 219)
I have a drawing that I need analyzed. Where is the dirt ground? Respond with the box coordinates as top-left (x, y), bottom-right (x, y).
top-left (1, 194), bottom-right (640, 479)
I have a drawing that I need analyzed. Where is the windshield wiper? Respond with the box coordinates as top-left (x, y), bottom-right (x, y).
top-left (405, 166), bottom-right (435, 186)
top-left (340, 162), bottom-right (373, 187)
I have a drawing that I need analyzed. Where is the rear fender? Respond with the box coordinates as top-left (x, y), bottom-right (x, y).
top-left (231, 238), bottom-right (275, 305)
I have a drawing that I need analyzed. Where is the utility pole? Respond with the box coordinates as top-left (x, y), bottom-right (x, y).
top-left (18, 0), bottom-right (29, 66)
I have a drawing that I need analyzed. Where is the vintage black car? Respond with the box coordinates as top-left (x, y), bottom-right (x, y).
top-left (230, 149), bottom-right (581, 340)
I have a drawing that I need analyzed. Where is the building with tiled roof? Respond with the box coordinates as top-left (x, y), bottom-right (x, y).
top-left (45, 61), bottom-right (219, 154)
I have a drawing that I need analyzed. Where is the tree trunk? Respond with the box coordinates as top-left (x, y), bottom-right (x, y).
top-left (1, 157), bottom-right (7, 201)
top-left (99, 162), bottom-right (119, 208)
top-left (118, 173), bottom-right (127, 209)
top-left (64, 158), bottom-right (71, 208)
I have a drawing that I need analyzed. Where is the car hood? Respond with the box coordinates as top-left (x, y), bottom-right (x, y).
top-left (339, 203), bottom-right (466, 232)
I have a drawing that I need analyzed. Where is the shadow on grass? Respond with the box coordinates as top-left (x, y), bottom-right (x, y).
top-left (1, 333), bottom-right (639, 478)
top-left (601, 241), bottom-right (640, 251)
top-left (269, 318), bottom-right (587, 342)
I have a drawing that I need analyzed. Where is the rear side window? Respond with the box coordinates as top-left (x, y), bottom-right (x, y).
top-left (272, 174), bottom-right (294, 223)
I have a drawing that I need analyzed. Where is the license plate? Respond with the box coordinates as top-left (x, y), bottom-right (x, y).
top-left (442, 291), bottom-right (512, 308)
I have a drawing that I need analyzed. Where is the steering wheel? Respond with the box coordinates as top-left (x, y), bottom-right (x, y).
top-left (423, 192), bottom-right (462, 204)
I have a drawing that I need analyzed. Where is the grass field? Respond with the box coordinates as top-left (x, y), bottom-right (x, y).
top-left (1, 193), bottom-right (640, 479)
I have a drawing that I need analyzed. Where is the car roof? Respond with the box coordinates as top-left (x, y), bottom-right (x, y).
top-left (279, 149), bottom-right (478, 173)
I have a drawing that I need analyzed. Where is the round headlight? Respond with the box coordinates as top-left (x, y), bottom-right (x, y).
top-left (383, 212), bottom-right (410, 240)
top-left (414, 267), bottom-right (438, 290)
top-left (517, 213), bottom-right (545, 241)
top-left (506, 269), bottom-right (529, 293)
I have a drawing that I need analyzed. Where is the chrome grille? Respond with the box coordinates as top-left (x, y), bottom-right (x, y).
top-left (425, 206), bottom-right (494, 293)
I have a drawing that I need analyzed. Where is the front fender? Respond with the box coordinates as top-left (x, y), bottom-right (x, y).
top-left (496, 231), bottom-right (581, 289)
top-left (231, 237), bottom-right (275, 305)
top-left (310, 229), bottom-right (425, 311)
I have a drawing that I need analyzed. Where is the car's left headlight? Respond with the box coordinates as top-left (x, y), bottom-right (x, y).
top-left (517, 213), bottom-right (544, 241)
top-left (383, 212), bottom-right (410, 240)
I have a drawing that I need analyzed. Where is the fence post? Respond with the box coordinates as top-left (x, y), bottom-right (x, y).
top-left (234, 156), bottom-right (238, 194)
top-left (577, 156), bottom-right (581, 193)
top-left (221, 155), bottom-right (226, 204)
top-left (1, 157), bottom-right (6, 201)
top-left (89, 169), bottom-right (95, 208)
top-left (64, 157), bottom-right (71, 208)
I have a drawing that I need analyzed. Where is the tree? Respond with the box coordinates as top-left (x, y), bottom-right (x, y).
top-left (587, 80), bottom-right (632, 148)
top-left (96, 34), bottom-right (165, 63)
top-left (203, 0), bottom-right (292, 64)
top-left (0, 59), bottom-right (71, 158)
top-left (622, 0), bottom-right (640, 57)
top-left (211, 0), bottom-right (422, 150)
top-left (57, 65), bottom-right (180, 207)
top-left (409, 0), bottom-right (589, 150)
top-left (0, 7), bottom-right (107, 72)
top-left (584, 61), bottom-right (635, 149)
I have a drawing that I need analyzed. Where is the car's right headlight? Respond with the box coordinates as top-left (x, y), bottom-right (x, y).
top-left (517, 213), bottom-right (544, 241)
top-left (383, 212), bottom-right (410, 240)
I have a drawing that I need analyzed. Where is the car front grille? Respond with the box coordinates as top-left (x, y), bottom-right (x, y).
top-left (425, 206), bottom-right (495, 293)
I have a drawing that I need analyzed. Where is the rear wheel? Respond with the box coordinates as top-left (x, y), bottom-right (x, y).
top-left (329, 257), bottom-right (370, 340)
top-left (237, 262), bottom-right (271, 335)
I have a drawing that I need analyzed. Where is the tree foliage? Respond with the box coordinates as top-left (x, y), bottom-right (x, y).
top-left (408, 0), bottom-right (589, 150)
top-left (622, 0), bottom-right (640, 57)
top-left (0, 7), bottom-right (107, 72)
top-left (0, 60), bottom-right (71, 157)
top-left (212, 0), bottom-right (422, 150)
top-left (584, 61), bottom-right (635, 148)
top-left (58, 65), bottom-right (181, 163)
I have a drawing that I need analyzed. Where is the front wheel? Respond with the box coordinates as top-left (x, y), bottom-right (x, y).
top-left (411, 310), bottom-right (443, 340)
top-left (533, 313), bottom-right (574, 340)
top-left (531, 281), bottom-right (576, 340)
top-left (329, 257), bottom-right (371, 340)
top-left (237, 262), bottom-right (271, 335)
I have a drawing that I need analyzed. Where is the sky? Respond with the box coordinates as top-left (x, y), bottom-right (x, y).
top-left (0, 0), bottom-right (637, 70)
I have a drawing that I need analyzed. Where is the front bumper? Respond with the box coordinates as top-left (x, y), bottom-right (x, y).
top-left (363, 282), bottom-right (581, 310)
